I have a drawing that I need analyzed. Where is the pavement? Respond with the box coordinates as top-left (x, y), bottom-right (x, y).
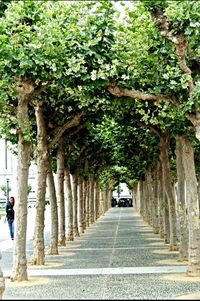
top-left (1, 207), bottom-right (200, 300)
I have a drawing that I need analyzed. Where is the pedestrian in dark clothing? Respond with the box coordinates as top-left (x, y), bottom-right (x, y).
top-left (5, 196), bottom-right (15, 240)
top-left (111, 197), bottom-right (117, 207)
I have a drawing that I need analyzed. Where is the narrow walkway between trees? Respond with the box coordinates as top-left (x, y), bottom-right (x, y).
top-left (2, 207), bottom-right (200, 300)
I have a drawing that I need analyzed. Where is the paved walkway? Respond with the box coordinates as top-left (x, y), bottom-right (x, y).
top-left (1, 207), bottom-right (200, 300)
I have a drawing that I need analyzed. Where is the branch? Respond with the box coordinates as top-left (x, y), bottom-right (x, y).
top-left (32, 78), bottom-right (56, 97)
top-left (108, 81), bottom-right (178, 105)
top-left (0, 111), bottom-right (17, 122)
top-left (132, 118), bottom-right (162, 137)
top-left (15, 77), bottom-right (56, 104)
top-left (64, 124), bottom-right (87, 150)
top-left (15, 77), bottom-right (35, 95)
top-left (48, 112), bottom-right (85, 149)
top-left (0, 102), bottom-right (17, 115)
top-left (79, 145), bottom-right (87, 157)
top-left (151, 7), bottom-right (194, 97)
top-left (67, 124), bottom-right (86, 140)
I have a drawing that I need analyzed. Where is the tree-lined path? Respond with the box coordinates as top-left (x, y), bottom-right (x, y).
top-left (2, 207), bottom-right (200, 300)
top-left (1, 1), bottom-right (200, 298)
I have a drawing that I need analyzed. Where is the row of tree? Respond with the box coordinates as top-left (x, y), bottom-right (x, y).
top-left (0, 0), bottom-right (200, 297)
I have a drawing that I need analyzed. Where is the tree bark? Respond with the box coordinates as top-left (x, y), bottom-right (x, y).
top-left (103, 187), bottom-right (108, 213)
top-left (94, 181), bottom-right (100, 220)
top-left (71, 172), bottom-right (79, 237)
top-left (86, 179), bottom-right (90, 227)
top-left (46, 162), bottom-right (59, 255)
top-left (56, 139), bottom-right (65, 246)
top-left (99, 189), bottom-right (104, 215)
top-left (146, 169), bottom-right (153, 227)
top-left (89, 175), bottom-right (94, 224)
top-left (140, 181), bottom-right (145, 218)
top-left (197, 174), bottom-right (200, 216)
top-left (160, 135), bottom-right (178, 250)
top-left (142, 180), bottom-right (148, 222)
top-left (31, 101), bottom-right (48, 265)
top-left (0, 261), bottom-right (4, 299)
top-left (82, 179), bottom-right (87, 231)
top-left (152, 162), bottom-right (159, 234)
top-left (158, 162), bottom-right (164, 239)
top-left (77, 175), bottom-right (84, 234)
top-left (175, 136), bottom-right (188, 261)
top-left (11, 93), bottom-right (32, 281)
top-left (181, 136), bottom-right (200, 276)
top-left (65, 167), bottom-right (74, 241)
top-left (163, 193), bottom-right (170, 244)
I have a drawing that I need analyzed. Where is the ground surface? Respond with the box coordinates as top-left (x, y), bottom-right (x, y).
top-left (1, 207), bottom-right (200, 300)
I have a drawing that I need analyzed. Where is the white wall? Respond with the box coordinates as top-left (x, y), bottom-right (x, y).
top-left (0, 139), bottom-right (15, 201)
top-left (0, 139), bottom-right (38, 203)
top-left (113, 182), bottom-right (131, 198)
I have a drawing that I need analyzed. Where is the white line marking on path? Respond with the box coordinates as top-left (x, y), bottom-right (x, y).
top-left (2, 265), bottom-right (188, 278)
top-left (55, 246), bottom-right (168, 251)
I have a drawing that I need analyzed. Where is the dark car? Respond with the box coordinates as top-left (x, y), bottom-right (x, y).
top-left (117, 197), bottom-right (132, 207)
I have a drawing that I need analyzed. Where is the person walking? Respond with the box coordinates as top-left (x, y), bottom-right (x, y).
top-left (5, 196), bottom-right (15, 240)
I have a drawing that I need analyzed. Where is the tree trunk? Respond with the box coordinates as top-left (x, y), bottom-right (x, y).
top-left (142, 180), bottom-right (148, 222)
top-left (146, 169), bottom-right (153, 227)
top-left (132, 185), bottom-right (137, 209)
top-left (197, 174), bottom-right (200, 216)
top-left (108, 189), bottom-right (112, 210)
top-left (103, 187), bottom-right (108, 213)
top-left (46, 162), bottom-right (58, 255)
top-left (86, 179), bottom-right (90, 227)
top-left (0, 263), bottom-right (4, 299)
top-left (158, 162), bottom-right (164, 239)
top-left (181, 136), bottom-right (200, 276)
top-left (160, 135), bottom-right (178, 250)
top-left (77, 175), bottom-right (84, 234)
top-left (94, 181), bottom-right (100, 220)
top-left (56, 139), bottom-right (65, 246)
top-left (82, 179), bottom-right (87, 231)
top-left (163, 193), bottom-right (170, 244)
top-left (11, 94), bottom-right (32, 281)
top-left (134, 182), bottom-right (140, 212)
top-left (71, 172), bottom-right (79, 237)
top-left (89, 175), bottom-right (94, 224)
top-left (31, 101), bottom-right (48, 265)
top-left (65, 167), bottom-right (73, 241)
top-left (140, 181), bottom-right (145, 218)
top-left (152, 162), bottom-right (159, 234)
top-left (175, 136), bottom-right (188, 261)
top-left (99, 189), bottom-right (104, 215)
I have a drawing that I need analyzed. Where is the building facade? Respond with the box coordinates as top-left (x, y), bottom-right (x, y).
top-left (0, 139), bottom-right (38, 205)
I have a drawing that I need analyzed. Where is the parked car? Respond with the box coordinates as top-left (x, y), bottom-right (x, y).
top-left (116, 197), bottom-right (133, 207)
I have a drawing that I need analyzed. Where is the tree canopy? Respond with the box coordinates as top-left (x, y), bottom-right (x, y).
top-left (0, 0), bottom-right (200, 187)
